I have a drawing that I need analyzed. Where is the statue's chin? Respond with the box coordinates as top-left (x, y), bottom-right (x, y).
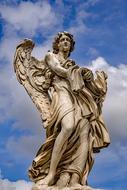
top-left (63, 46), bottom-right (70, 51)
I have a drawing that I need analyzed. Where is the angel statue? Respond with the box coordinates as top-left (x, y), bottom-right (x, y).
top-left (13, 32), bottom-right (110, 190)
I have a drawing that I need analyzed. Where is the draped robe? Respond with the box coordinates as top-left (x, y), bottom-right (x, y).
top-left (28, 59), bottom-right (110, 185)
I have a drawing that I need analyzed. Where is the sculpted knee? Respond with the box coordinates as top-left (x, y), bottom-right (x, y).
top-left (62, 123), bottom-right (74, 138)
top-left (61, 112), bottom-right (75, 138)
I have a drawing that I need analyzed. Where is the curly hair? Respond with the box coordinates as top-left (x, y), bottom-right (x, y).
top-left (52, 31), bottom-right (75, 56)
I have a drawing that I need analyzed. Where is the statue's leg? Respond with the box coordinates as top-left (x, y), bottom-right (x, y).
top-left (37, 110), bottom-right (75, 186)
top-left (56, 172), bottom-right (70, 188)
top-left (69, 118), bottom-right (90, 186)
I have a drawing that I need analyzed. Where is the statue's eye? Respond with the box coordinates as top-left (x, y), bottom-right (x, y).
top-left (61, 38), bottom-right (65, 42)
top-left (60, 37), bottom-right (70, 42)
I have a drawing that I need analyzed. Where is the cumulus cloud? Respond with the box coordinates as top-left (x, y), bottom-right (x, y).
top-left (68, 0), bottom-right (101, 36)
top-left (0, 62), bottom-right (41, 131)
top-left (0, 179), bottom-right (33, 190)
top-left (90, 57), bottom-right (127, 142)
top-left (0, 1), bottom-right (58, 36)
top-left (87, 57), bottom-right (127, 188)
top-left (68, 9), bottom-right (90, 36)
top-left (6, 134), bottom-right (43, 161)
top-left (0, 178), bottom-right (104, 190)
top-left (0, 17), bottom-right (54, 163)
top-left (32, 36), bottom-right (53, 60)
top-left (0, 34), bottom-right (21, 63)
top-left (0, 63), bottom-right (44, 165)
top-left (89, 142), bottom-right (127, 189)
top-left (86, 47), bottom-right (100, 58)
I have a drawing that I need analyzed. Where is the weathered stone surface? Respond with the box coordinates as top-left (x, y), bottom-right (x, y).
top-left (32, 183), bottom-right (93, 190)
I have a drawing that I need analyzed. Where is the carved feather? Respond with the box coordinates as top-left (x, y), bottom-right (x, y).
top-left (13, 39), bottom-right (53, 128)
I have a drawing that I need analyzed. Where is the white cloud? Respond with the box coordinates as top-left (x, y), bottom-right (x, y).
top-left (32, 36), bottom-right (54, 60)
top-left (68, 10), bottom-right (90, 36)
top-left (90, 57), bottom-right (109, 70)
top-left (67, 1), bottom-right (92, 36)
top-left (69, 21), bottom-right (88, 36)
top-left (6, 134), bottom-right (43, 161)
top-left (0, 63), bottom-right (41, 132)
top-left (68, 0), bottom-right (101, 36)
top-left (86, 47), bottom-right (99, 58)
top-left (90, 142), bottom-right (127, 187)
top-left (0, 179), bottom-right (33, 190)
top-left (0, 178), bottom-right (104, 190)
top-left (86, 57), bottom-right (127, 190)
top-left (0, 45), bottom-right (45, 163)
top-left (90, 57), bottom-right (127, 141)
top-left (0, 1), bottom-right (58, 36)
top-left (0, 34), bottom-right (21, 62)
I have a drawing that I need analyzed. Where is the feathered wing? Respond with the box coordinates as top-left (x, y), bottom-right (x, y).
top-left (13, 39), bottom-right (54, 128)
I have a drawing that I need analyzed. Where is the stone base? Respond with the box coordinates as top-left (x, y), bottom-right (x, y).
top-left (32, 183), bottom-right (93, 190)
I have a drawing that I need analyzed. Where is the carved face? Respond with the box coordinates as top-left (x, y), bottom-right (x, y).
top-left (58, 34), bottom-right (71, 53)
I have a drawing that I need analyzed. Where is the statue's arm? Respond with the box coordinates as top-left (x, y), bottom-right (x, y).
top-left (45, 52), bottom-right (67, 78)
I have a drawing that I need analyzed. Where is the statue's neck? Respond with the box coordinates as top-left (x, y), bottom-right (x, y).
top-left (57, 51), bottom-right (69, 61)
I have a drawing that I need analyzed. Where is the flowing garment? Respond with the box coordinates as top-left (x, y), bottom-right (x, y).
top-left (28, 60), bottom-right (110, 185)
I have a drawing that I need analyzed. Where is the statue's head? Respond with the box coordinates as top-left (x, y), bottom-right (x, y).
top-left (52, 31), bottom-right (75, 56)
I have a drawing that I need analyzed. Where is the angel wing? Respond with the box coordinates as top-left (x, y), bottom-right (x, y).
top-left (13, 39), bottom-right (54, 128)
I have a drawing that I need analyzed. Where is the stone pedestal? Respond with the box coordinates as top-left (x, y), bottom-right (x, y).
top-left (32, 183), bottom-right (93, 190)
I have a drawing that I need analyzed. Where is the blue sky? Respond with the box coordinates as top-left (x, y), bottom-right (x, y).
top-left (0, 0), bottom-right (127, 190)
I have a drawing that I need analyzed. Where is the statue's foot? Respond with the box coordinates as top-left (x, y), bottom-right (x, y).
top-left (36, 173), bottom-right (54, 186)
top-left (71, 183), bottom-right (82, 189)
top-left (71, 183), bottom-right (93, 190)
top-left (81, 185), bottom-right (93, 190)
top-left (32, 182), bottom-right (45, 190)
top-left (57, 172), bottom-right (70, 188)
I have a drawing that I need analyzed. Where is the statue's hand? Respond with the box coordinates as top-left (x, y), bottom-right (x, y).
top-left (81, 68), bottom-right (94, 82)
top-left (95, 70), bottom-right (108, 80)
top-left (102, 71), bottom-right (108, 80)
